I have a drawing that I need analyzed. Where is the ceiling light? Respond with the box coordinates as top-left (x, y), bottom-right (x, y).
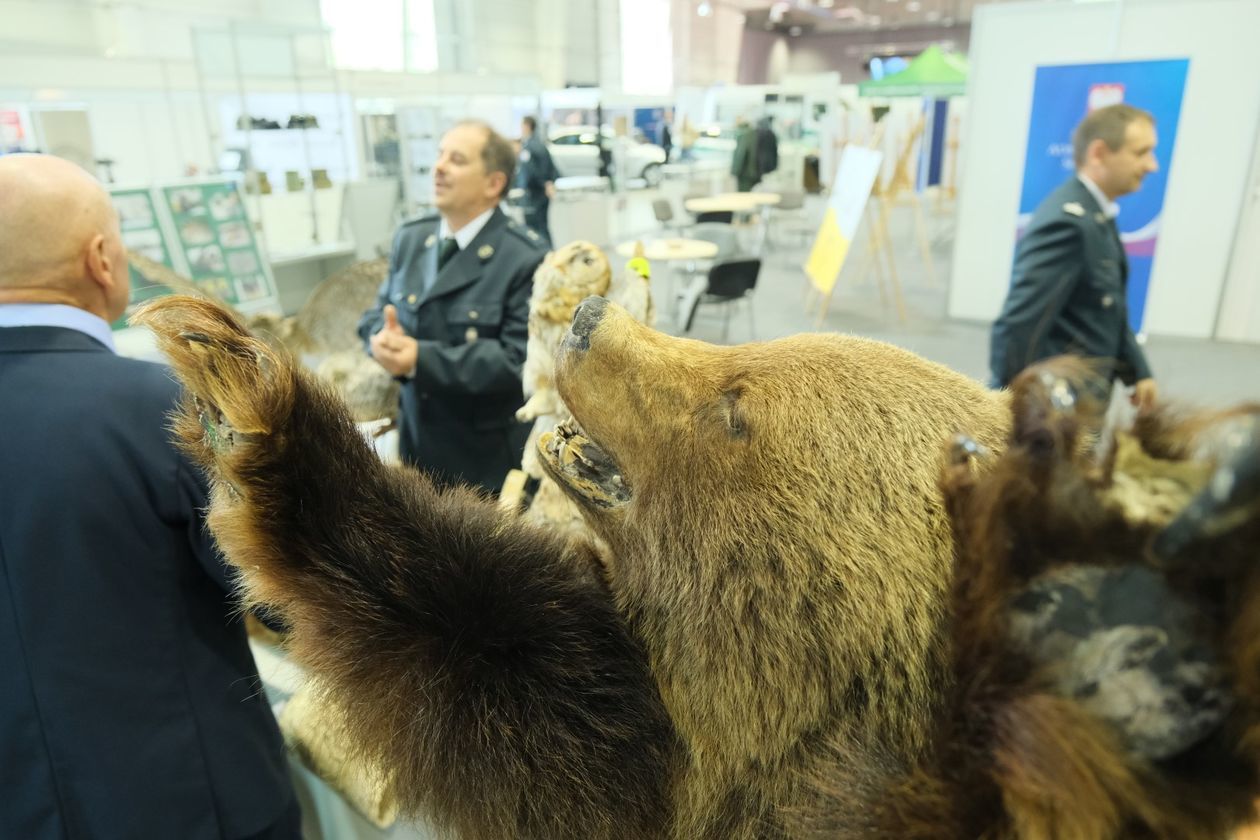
top-left (696, 1), bottom-right (712, 16)
top-left (906, 0), bottom-right (921, 9)
top-left (818, 0), bottom-right (834, 6)
top-left (868, 14), bottom-right (882, 25)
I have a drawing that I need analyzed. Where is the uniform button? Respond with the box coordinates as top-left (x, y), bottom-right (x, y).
top-left (407, 294), bottom-right (417, 305)
top-left (1101, 294), bottom-right (1114, 308)
top-left (468, 310), bottom-right (479, 320)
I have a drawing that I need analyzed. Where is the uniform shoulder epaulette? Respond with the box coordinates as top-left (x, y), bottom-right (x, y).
top-left (1062, 201), bottom-right (1085, 217)
top-left (399, 212), bottom-right (440, 229)
top-left (504, 219), bottom-right (546, 248)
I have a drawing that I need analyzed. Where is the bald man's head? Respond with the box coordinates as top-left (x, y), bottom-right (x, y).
top-left (0, 154), bottom-right (130, 321)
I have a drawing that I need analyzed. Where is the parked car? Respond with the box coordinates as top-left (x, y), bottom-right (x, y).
top-left (547, 127), bottom-right (666, 187)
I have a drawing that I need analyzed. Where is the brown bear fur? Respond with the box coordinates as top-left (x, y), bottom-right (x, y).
top-left (134, 295), bottom-right (1260, 837)
top-left (791, 360), bottom-right (1260, 839)
top-left (134, 294), bottom-right (1013, 838)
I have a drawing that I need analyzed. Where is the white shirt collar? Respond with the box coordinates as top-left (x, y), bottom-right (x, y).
top-left (0, 303), bottom-right (117, 353)
top-left (1077, 174), bottom-right (1120, 220)
top-left (439, 206), bottom-right (496, 251)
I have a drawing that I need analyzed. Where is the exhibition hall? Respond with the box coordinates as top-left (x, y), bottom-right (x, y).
top-left (2, 0), bottom-right (1259, 838)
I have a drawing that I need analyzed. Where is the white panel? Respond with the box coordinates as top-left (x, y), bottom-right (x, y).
top-left (948, 2), bottom-right (1116, 326)
top-left (1216, 125), bottom-right (1260, 343)
top-left (949, 0), bottom-right (1260, 341)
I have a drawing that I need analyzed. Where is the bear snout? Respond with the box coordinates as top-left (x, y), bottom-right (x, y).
top-left (565, 296), bottom-right (608, 351)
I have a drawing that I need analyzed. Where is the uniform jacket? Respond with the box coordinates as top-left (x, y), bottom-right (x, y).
top-left (0, 326), bottom-right (293, 840)
top-left (518, 134), bottom-right (559, 205)
top-left (358, 207), bottom-right (546, 492)
top-left (989, 176), bottom-right (1153, 389)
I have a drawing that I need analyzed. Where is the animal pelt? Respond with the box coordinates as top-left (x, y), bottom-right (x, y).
top-left (793, 359), bottom-right (1260, 839)
top-left (133, 295), bottom-right (1015, 839)
top-left (246, 258), bottom-right (398, 424)
top-left (129, 250), bottom-right (398, 424)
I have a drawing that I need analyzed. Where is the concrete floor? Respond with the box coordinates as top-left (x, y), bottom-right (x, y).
top-left (599, 184), bottom-right (1260, 408)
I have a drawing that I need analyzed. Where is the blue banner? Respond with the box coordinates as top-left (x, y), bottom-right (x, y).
top-left (1018, 59), bottom-right (1189, 332)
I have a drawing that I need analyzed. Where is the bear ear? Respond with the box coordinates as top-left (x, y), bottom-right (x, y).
top-left (719, 389), bottom-right (749, 440)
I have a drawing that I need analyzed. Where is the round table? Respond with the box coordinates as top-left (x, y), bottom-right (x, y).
top-left (615, 238), bottom-right (719, 261)
top-left (684, 192), bottom-right (782, 214)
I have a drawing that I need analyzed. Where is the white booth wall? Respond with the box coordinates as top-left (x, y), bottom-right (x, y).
top-left (949, 0), bottom-right (1260, 343)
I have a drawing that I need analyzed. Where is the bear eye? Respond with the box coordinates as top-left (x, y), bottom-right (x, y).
top-left (582, 255), bottom-right (595, 266)
top-left (719, 390), bottom-right (748, 440)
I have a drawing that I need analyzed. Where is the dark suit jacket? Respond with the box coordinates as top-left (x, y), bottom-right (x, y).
top-left (989, 176), bottom-right (1152, 389)
top-left (518, 134), bottom-right (559, 204)
top-left (358, 207), bottom-right (546, 492)
top-left (0, 326), bottom-right (293, 840)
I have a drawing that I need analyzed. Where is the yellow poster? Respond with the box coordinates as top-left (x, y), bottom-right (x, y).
top-left (804, 146), bottom-right (884, 295)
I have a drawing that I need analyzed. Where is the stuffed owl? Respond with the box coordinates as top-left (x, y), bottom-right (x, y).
top-left (517, 241), bottom-right (614, 478)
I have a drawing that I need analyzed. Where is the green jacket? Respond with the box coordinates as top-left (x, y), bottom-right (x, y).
top-left (730, 126), bottom-right (759, 184)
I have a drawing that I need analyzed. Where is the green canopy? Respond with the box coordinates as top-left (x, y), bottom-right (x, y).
top-left (858, 45), bottom-right (969, 98)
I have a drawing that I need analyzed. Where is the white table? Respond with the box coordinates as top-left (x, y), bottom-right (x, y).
top-left (683, 192), bottom-right (781, 215)
top-left (615, 237), bottom-right (719, 261)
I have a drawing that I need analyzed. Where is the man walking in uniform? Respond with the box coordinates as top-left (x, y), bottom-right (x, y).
top-left (517, 115), bottom-right (560, 247)
top-left (359, 120), bottom-right (547, 493)
top-left (989, 104), bottom-right (1160, 412)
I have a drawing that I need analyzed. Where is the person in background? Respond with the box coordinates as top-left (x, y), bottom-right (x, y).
top-left (660, 116), bottom-right (673, 164)
top-left (517, 115), bottom-right (559, 247)
top-left (731, 116), bottom-right (760, 192)
top-left (755, 116), bottom-right (779, 183)
top-left (0, 152), bottom-right (297, 840)
top-left (989, 103), bottom-right (1160, 413)
top-left (358, 120), bottom-right (547, 494)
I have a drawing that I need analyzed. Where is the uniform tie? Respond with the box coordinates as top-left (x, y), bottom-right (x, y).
top-left (437, 237), bottom-right (460, 271)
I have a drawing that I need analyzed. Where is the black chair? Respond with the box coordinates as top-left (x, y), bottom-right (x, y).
top-left (682, 258), bottom-right (761, 342)
top-left (695, 210), bottom-right (734, 225)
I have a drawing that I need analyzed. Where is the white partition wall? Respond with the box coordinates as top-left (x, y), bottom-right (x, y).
top-left (949, 0), bottom-right (1260, 340)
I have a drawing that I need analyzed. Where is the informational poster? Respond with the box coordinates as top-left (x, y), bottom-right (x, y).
top-left (111, 187), bottom-right (181, 303)
top-left (1018, 59), bottom-right (1189, 333)
top-left (162, 180), bottom-right (277, 308)
top-left (805, 146), bottom-right (884, 294)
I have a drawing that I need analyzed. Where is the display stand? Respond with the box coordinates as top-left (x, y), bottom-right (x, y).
top-left (879, 116), bottom-right (937, 288)
top-left (803, 144), bottom-right (900, 326)
top-left (192, 23), bottom-right (356, 253)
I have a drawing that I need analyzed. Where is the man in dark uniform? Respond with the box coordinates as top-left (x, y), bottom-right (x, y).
top-left (989, 104), bottom-right (1159, 412)
top-left (517, 115), bottom-right (559, 247)
top-left (359, 120), bottom-right (547, 493)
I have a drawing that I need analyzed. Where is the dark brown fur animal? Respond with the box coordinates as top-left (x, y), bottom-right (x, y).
top-left (133, 295), bottom-right (1014, 839)
top-left (794, 360), bottom-right (1260, 839)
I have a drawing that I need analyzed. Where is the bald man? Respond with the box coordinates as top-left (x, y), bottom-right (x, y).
top-left (0, 154), bottom-right (298, 840)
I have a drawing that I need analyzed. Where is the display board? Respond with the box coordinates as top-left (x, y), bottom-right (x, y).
top-left (805, 146), bottom-right (884, 294)
top-left (108, 179), bottom-right (280, 329)
top-left (1017, 59), bottom-right (1189, 333)
top-left (113, 186), bottom-right (183, 300)
top-left (161, 180), bottom-right (278, 309)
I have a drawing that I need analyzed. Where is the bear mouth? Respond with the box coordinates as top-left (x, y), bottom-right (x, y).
top-left (538, 417), bottom-right (631, 508)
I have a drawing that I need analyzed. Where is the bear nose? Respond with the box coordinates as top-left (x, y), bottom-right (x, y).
top-left (567, 296), bottom-right (607, 350)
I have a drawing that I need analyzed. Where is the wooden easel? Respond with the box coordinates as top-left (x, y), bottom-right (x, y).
top-left (879, 115), bottom-right (938, 288)
top-left (803, 124), bottom-right (906, 326)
